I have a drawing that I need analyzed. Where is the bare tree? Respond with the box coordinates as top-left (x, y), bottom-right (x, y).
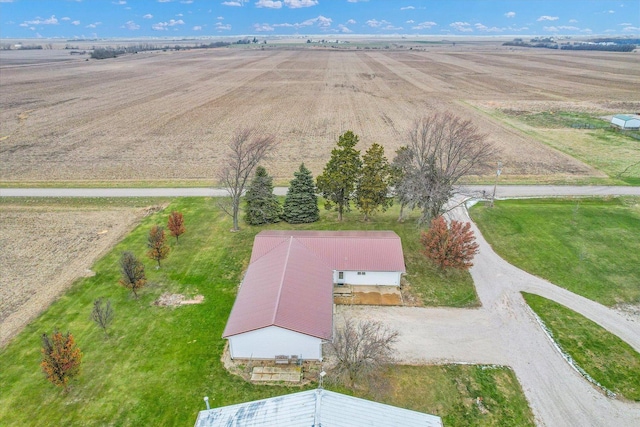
top-left (329, 317), bottom-right (399, 386)
top-left (119, 251), bottom-right (147, 297)
top-left (91, 298), bottom-right (114, 337)
top-left (395, 112), bottom-right (496, 223)
top-left (217, 128), bottom-right (277, 231)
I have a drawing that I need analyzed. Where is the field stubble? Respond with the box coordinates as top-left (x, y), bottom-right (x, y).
top-left (2, 46), bottom-right (638, 184)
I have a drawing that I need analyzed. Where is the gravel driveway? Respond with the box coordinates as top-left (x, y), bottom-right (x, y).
top-left (340, 199), bottom-right (640, 427)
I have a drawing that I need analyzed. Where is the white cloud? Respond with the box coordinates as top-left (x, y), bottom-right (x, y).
top-left (217, 16), bottom-right (224, 20)
top-left (181, 0), bottom-right (194, 3)
top-left (61, 17), bottom-right (71, 21)
top-left (222, 1), bottom-right (242, 5)
top-left (619, 22), bottom-right (632, 25)
top-left (569, 19), bottom-right (578, 23)
top-left (272, 15), bottom-right (332, 30)
top-left (193, 25), bottom-right (202, 30)
top-left (347, 19), bottom-right (356, 24)
top-left (176, 13), bottom-right (183, 16)
top-left (143, 14), bottom-right (153, 19)
top-left (622, 26), bottom-right (640, 32)
top-left (581, 28), bottom-right (593, 33)
top-left (475, 23), bottom-right (503, 32)
top-left (412, 21), bottom-right (436, 30)
top-left (0, 0), bottom-right (16, 3)
top-left (254, 23), bottom-right (274, 31)
top-left (123, 20), bottom-right (140, 30)
top-left (504, 11), bottom-right (515, 18)
top-left (152, 19), bottom-right (184, 30)
top-left (347, 0), bottom-right (369, 2)
top-left (158, 0), bottom-right (172, 2)
top-left (537, 15), bottom-right (559, 22)
top-left (256, 0), bottom-right (282, 8)
top-left (113, 1), bottom-right (127, 4)
top-left (338, 24), bottom-right (352, 33)
top-left (72, 20), bottom-right (80, 25)
top-left (543, 26), bottom-right (558, 32)
top-left (216, 22), bottom-right (231, 30)
top-left (24, 15), bottom-right (59, 25)
top-left (406, 20), bottom-right (414, 24)
top-left (450, 21), bottom-right (472, 32)
top-left (85, 22), bottom-right (102, 28)
top-left (556, 26), bottom-right (579, 31)
top-left (366, 19), bottom-right (389, 28)
top-left (401, 6), bottom-right (414, 10)
top-left (284, 0), bottom-right (317, 8)
top-left (608, 9), bottom-right (615, 13)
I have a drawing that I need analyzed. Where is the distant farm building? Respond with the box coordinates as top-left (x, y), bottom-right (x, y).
top-left (222, 231), bottom-right (406, 361)
top-left (611, 115), bottom-right (640, 130)
top-left (195, 389), bottom-right (443, 427)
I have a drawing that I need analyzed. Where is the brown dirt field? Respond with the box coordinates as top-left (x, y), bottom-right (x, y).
top-left (335, 291), bottom-right (403, 306)
top-left (0, 204), bottom-right (145, 347)
top-left (2, 46), bottom-right (638, 184)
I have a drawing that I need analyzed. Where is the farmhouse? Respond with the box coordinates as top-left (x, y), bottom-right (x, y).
top-left (195, 388), bottom-right (443, 427)
top-left (611, 114), bottom-right (640, 130)
top-left (223, 231), bottom-right (406, 361)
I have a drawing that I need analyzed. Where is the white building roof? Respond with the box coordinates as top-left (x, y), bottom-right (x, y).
top-left (194, 389), bottom-right (442, 427)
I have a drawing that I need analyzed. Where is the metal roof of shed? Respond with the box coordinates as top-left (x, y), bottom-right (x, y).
top-left (613, 114), bottom-right (639, 121)
top-left (194, 389), bottom-right (443, 427)
top-left (250, 230), bottom-right (406, 273)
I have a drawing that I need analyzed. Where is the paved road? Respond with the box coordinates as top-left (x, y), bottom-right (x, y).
top-left (2, 185), bottom-right (640, 198)
top-left (342, 198), bottom-right (640, 427)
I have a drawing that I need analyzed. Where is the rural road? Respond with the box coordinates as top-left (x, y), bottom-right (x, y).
top-left (2, 185), bottom-right (640, 198)
top-left (340, 195), bottom-right (640, 427)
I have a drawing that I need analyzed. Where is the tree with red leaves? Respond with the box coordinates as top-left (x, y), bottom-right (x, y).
top-left (420, 216), bottom-right (479, 270)
top-left (167, 211), bottom-right (186, 243)
top-left (41, 330), bottom-right (82, 391)
top-left (147, 225), bottom-right (170, 268)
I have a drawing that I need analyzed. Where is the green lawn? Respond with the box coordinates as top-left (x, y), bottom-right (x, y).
top-left (471, 197), bottom-right (640, 306)
top-left (523, 293), bottom-right (640, 401)
top-left (0, 198), bottom-right (513, 426)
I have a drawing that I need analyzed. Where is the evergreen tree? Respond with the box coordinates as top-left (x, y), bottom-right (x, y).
top-left (245, 166), bottom-right (282, 225)
top-left (356, 143), bottom-right (393, 221)
top-left (316, 131), bottom-right (362, 221)
top-left (282, 163), bottom-right (319, 224)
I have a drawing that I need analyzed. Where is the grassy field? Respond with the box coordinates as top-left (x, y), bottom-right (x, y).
top-left (0, 198), bottom-right (531, 426)
top-left (493, 109), bottom-right (640, 185)
top-left (362, 364), bottom-right (535, 427)
top-left (470, 197), bottom-right (640, 306)
top-left (523, 293), bottom-right (640, 401)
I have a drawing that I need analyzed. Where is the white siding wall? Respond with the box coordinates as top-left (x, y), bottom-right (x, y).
top-left (228, 326), bottom-right (323, 360)
top-left (333, 271), bottom-right (402, 286)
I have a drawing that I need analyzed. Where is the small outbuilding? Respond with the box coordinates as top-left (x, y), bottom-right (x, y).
top-left (194, 389), bottom-right (443, 427)
top-left (611, 114), bottom-right (640, 130)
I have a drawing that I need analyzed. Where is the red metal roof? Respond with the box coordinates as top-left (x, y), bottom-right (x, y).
top-left (223, 237), bottom-right (334, 340)
top-left (250, 230), bottom-right (406, 273)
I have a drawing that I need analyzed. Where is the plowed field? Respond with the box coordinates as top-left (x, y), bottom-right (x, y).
top-left (2, 46), bottom-right (638, 184)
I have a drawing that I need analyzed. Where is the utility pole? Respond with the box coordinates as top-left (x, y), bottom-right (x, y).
top-left (490, 162), bottom-right (502, 208)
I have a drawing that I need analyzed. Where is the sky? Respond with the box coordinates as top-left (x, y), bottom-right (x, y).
top-left (0, 0), bottom-right (638, 39)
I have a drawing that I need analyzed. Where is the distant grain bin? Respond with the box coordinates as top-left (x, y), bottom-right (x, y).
top-left (611, 115), bottom-right (640, 130)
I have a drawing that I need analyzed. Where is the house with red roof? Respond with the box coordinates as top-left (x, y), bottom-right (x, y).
top-left (223, 231), bottom-right (406, 361)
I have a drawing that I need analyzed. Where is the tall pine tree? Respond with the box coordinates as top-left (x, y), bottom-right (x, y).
top-left (356, 143), bottom-right (393, 221)
top-left (316, 131), bottom-right (362, 221)
top-left (282, 163), bottom-right (319, 224)
top-left (245, 166), bottom-right (282, 225)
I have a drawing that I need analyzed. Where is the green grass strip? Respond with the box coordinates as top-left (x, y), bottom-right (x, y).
top-left (471, 197), bottom-right (640, 306)
top-left (523, 293), bottom-right (640, 401)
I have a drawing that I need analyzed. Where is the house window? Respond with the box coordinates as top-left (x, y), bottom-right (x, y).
top-left (338, 272), bottom-right (344, 280)
top-left (357, 271), bottom-right (366, 275)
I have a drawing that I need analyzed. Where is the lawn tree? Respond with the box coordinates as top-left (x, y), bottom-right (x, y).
top-left (167, 211), bottom-right (186, 243)
top-left (356, 143), bottom-right (393, 221)
top-left (282, 163), bottom-right (319, 224)
top-left (391, 145), bottom-right (416, 222)
top-left (316, 131), bottom-right (362, 221)
top-left (218, 128), bottom-right (277, 231)
top-left (40, 330), bottom-right (82, 392)
top-left (119, 251), bottom-right (147, 297)
top-left (400, 112), bottom-right (495, 223)
top-left (91, 298), bottom-right (114, 337)
top-left (329, 317), bottom-right (399, 387)
top-left (147, 225), bottom-right (170, 268)
top-left (244, 166), bottom-right (282, 225)
top-left (420, 216), bottom-right (479, 270)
